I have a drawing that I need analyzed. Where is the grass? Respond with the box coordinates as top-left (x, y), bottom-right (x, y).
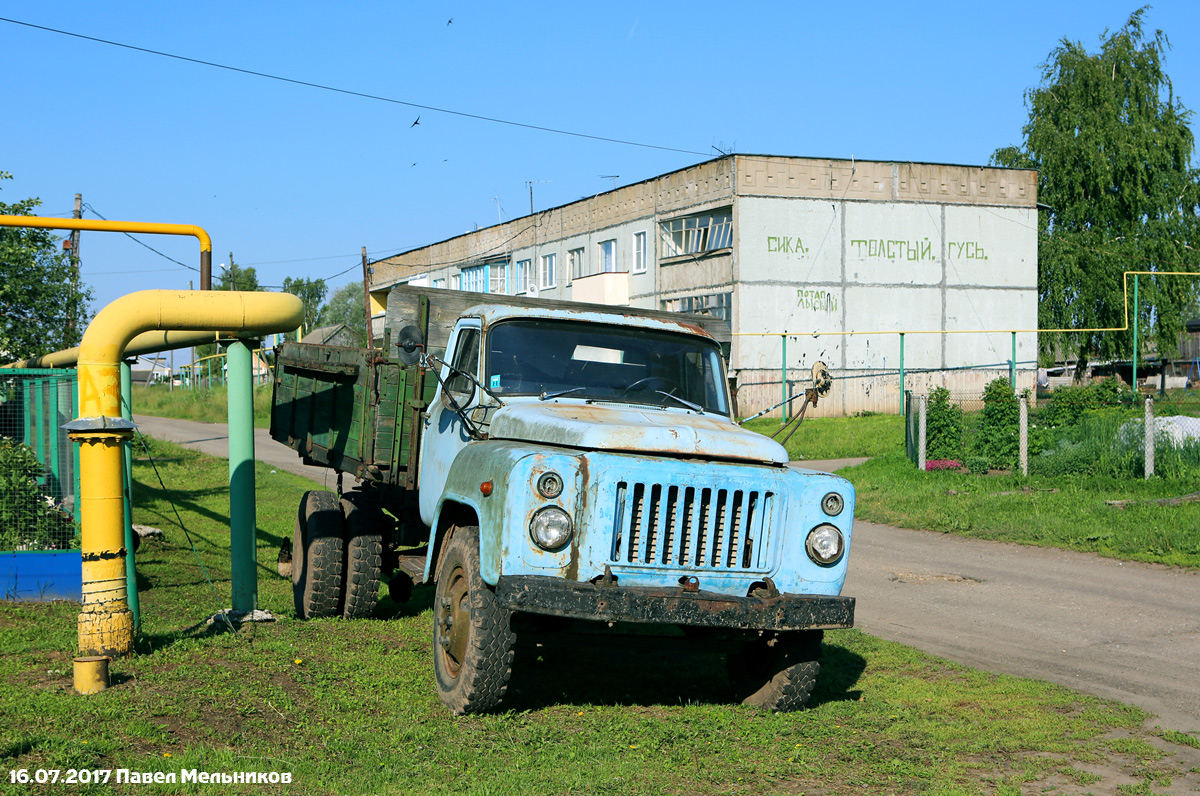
top-left (847, 453), bottom-right (1200, 569)
top-left (132, 384), bottom-right (274, 428)
top-left (742, 413), bottom-right (903, 460)
top-left (3, 437), bottom-right (1199, 794)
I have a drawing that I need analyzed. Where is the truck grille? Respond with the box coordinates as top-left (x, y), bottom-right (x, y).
top-left (610, 482), bottom-right (772, 570)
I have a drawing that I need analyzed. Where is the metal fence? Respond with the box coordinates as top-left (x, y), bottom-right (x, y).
top-left (906, 383), bottom-right (1200, 479)
top-left (0, 369), bottom-right (80, 550)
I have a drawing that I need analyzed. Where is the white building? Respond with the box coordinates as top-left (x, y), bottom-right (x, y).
top-left (370, 154), bottom-right (1038, 416)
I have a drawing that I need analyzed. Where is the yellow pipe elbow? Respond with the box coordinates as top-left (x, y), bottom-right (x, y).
top-left (77, 290), bottom-right (302, 418)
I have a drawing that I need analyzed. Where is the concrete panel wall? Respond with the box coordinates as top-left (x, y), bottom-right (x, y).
top-left (732, 189), bottom-right (1037, 417)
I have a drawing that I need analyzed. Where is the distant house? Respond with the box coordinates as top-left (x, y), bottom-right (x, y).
top-left (301, 323), bottom-right (361, 348)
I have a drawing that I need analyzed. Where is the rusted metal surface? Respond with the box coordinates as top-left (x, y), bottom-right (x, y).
top-left (489, 402), bottom-right (788, 465)
top-left (496, 576), bottom-right (855, 631)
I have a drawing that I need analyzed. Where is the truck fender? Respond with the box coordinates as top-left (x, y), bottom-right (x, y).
top-left (423, 499), bottom-right (479, 585)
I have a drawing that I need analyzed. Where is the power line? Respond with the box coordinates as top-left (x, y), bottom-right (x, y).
top-left (1, 16), bottom-right (710, 158)
top-left (81, 203), bottom-right (199, 272)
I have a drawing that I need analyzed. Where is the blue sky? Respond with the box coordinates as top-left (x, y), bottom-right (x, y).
top-left (3, 1), bottom-right (1198, 312)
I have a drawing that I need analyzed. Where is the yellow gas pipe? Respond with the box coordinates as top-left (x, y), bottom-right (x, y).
top-left (69, 290), bottom-right (303, 660)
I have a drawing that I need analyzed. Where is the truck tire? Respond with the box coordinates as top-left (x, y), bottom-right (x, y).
top-left (341, 490), bottom-right (383, 619)
top-left (432, 527), bottom-right (516, 714)
top-left (728, 630), bottom-right (822, 712)
top-left (292, 490), bottom-right (345, 619)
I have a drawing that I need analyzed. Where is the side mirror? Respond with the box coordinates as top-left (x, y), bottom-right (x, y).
top-left (441, 369), bottom-right (479, 413)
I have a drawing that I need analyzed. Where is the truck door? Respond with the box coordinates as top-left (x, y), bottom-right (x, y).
top-left (418, 320), bottom-right (481, 527)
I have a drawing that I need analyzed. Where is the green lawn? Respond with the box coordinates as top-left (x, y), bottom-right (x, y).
top-left (131, 384), bottom-right (274, 428)
top-left (2, 437), bottom-right (1198, 794)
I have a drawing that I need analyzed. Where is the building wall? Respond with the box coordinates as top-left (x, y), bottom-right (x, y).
top-left (730, 157), bottom-right (1038, 417)
top-left (370, 155), bottom-right (1038, 417)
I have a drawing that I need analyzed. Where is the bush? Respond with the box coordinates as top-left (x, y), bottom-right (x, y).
top-left (0, 438), bottom-right (77, 550)
top-left (965, 456), bottom-right (990, 474)
top-left (926, 387), bottom-right (964, 460)
top-left (976, 378), bottom-right (1019, 468)
top-left (1037, 377), bottom-right (1122, 428)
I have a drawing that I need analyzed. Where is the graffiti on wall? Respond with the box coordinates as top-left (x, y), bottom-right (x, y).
top-left (796, 289), bottom-right (838, 313)
top-left (849, 238), bottom-right (935, 262)
top-left (767, 233), bottom-right (991, 263)
top-left (947, 241), bottom-right (989, 261)
top-left (767, 236), bottom-right (809, 254)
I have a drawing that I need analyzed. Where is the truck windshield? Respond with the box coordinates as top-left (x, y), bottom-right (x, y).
top-left (485, 319), bottom-right (730, 415)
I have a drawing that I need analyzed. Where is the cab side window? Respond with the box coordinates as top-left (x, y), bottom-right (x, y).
top-left (445, 328), bottom-right (480, 401)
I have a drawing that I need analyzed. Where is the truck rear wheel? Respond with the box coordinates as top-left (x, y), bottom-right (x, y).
top-left (341, 490), bottom-right (383, 619)
top-left (292, 490), bottom-right (345, 619)
top-left (728, 630), bottom-right (822, 712)
top-left (432, 527), bottom-right (515, 714)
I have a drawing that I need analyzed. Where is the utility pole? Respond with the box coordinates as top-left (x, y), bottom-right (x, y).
top-left (361, 247), bottom-right (374, 347)
top-left (229, 252), bottom-right (235, 290)
top-left (67, 194), bottom-right (82, 346)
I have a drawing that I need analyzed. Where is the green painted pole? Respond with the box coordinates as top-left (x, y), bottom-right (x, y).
top-left (781, 334), bottom-right (788, 424)
top-left (1011, 332), bottom-right (1016, 389)
top-left (120, 361), bottom-right (140, 632)
top-left (228, 338), bottom-right (257, 612)
top-left (71, 376), bottom-right (81, 532)
top-left (1132, 275), bottom-right (1139, 395)
top-left (899, 333), bottom-right (905, 416)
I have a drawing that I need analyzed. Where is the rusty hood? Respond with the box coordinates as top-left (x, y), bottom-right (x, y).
top-left (487, 402), bottom-right (789, 464)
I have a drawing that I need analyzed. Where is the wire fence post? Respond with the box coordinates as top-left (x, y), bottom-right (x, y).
top-left (1019, 393), bottom-right (1028, 476)
top-left (1144, 396), bottom-right (1154, 479)
top-left (780, 334), bottom-right (787, 424)
top-left (918, 393), bottom-right (927, 472)
top-left (899, 332), bottom-right (906, 416)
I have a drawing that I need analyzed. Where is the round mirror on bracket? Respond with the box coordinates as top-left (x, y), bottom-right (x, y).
top-left (440, 370), bottom-right (478, 413)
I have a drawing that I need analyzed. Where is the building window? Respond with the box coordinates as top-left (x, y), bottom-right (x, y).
top-left (659, 207), bottom-right (733, 259)
top-left (452, 274), bottom-right (460, 291)
top-left (661, 292), bottom-right (733, 323)
top-left (632, 231), bottom-right (647, 273)
top-left (461, 264), bottom-right (487, 293)
top-left (489, 262), bottom-right (509, 295)
top-left (598, 239), bottom-right (617, 273)
top-left (540, 253), bottom-right (557, 289)
top-left (514, 259), bottom-right (531, 293)
top-left (568, 247), bottom-right (585, 281)
top-left (433, 278), bottom-right (446, 289)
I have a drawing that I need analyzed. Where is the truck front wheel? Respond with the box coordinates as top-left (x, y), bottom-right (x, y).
top-left (432, 527), bottom-right (515, 714)
top-left (293, 491), bottom-right (345, 619)
top-left (728, 630), bottom-right (823, 712)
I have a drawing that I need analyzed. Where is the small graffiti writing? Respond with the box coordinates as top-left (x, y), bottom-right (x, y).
top-left (796, 289), bottom-right (837, 313)
top-left (767, 236), bottom-right (809, 254)
top-left (849, 238), bottom-right (935, 261)
top-left (947, 241), bottom-right (988, 261)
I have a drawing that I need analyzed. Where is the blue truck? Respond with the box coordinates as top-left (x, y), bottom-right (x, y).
top-left (271, 285), bottom-right (855, 714)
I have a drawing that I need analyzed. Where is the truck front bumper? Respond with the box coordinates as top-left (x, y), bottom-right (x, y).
top-left (495, 576), bottom-right (854, 632)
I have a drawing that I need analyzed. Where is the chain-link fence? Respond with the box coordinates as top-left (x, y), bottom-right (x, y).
top-left (0, 370), bottom-right (80, 551)
top-left (906, 379), bottom-right (1200, 479)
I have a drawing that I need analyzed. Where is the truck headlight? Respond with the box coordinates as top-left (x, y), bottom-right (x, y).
top-left (805, 524), bottom-right (844, 565)
top-left (821, 491), bottom-right (844, 516)
top-left (530, 506), bottom-right (573, 551)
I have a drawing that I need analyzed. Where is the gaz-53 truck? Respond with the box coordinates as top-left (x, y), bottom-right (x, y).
top-left (270, 285), bottom-right (855, 714)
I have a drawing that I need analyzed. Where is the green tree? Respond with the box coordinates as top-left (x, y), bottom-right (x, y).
top-left (282, 276), bottom-right (327, 339)
top-left (215, 259), bottom-right (260, 292)
top-left (992, 8), bottom-right (1200, 376)
top-left (0, 172), bottom-right (92, 359)
top-left (319, 281), bottom-right (369, 346)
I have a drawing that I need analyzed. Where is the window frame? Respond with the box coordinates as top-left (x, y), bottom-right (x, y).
top-left (540, 252), bottom-right (557, 289)
top-left (632, 231), bottom-right (647, 273)
top-left (598, 239), bottom-right (617, 273)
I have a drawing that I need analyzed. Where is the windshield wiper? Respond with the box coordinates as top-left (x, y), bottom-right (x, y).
top-left (540, 387), bottom-right (584, 401)
top-left (655, 390), bottom-right (702, 412)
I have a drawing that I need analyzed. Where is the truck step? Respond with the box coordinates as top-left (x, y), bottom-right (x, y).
top-left (395, 555), bottom-right (427, 585)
